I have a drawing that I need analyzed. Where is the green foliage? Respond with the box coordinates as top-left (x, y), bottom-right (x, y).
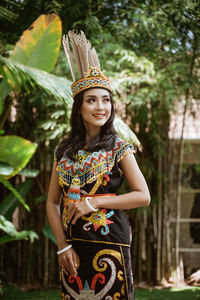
top-left (0, 162), bottom-right (13, 176)
top-left (42, 223), bottom-right (56, 245)
top-left (0, 1), bottom-right (19, 23)
top-left (0, 180), bottom-right (32, 219)
top-left (0, 215), bottom-right (38, 244)
top-left (0, 135), bottom-right (37, 178)
top-left (0, 56), bottom-right (73, 108)
top-left (114, 117), bottom-right (141, 150)
top-left (0, 1), bottom-right (200, 284)
top-left (18, 168), bottom-right (39, 178)
top-left (0, 177), bottom-right (30, 211)
top-left (10, 14), bottom-right (62, 72)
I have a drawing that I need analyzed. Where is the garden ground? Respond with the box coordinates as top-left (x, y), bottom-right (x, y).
top-left (1, 283), bottom-right (200, 300)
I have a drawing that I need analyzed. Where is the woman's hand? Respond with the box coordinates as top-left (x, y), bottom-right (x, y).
top-left (66, 198), bottom-right (97, 225)
top-left (58, 246), bottom-right (77, 277)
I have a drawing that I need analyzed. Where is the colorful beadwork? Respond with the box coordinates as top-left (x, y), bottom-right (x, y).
top-left (71, 67), bottom-right (112, 98)
top-left (67, 177), bottom-right (81, 200)
top-left (56, 137), bottom-right (135, 189)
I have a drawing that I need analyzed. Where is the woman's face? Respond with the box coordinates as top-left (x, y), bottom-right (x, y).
top-left (80, 88), bottom-right (112, 133)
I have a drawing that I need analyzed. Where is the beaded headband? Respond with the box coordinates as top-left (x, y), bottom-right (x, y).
top-left (62, 31), bottom-right (112, 98)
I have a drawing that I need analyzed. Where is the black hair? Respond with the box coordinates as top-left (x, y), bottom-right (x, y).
top-left (56, 88), bottom-right (117, 161)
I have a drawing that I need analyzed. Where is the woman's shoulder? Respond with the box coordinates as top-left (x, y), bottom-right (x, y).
top-left (114, 136), bottom-right (134, 151)
top-left (113, 137), bottom-right (135, 162)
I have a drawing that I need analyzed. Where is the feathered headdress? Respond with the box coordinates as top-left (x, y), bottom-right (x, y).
top-left (62, 30), bottom-right (112, 98)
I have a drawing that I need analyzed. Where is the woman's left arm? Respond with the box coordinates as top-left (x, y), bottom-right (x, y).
top-left (94, 152), bottom-right (151, 210)
top-left (70, 153), bottom-right (150, 224)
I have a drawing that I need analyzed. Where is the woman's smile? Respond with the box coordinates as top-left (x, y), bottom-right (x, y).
top-left (80, 88), bottom-right (112, 135)
top-left (93, 113), bottom-right (106, 119)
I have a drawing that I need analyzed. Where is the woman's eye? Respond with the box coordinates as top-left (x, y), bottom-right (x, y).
top-left (104, 98), bottom-right (110, 102)
top-left (88, 98), bottom-right (95, 103)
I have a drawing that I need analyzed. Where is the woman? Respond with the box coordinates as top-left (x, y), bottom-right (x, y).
top-left (46, 31), bottom-right (150, 300)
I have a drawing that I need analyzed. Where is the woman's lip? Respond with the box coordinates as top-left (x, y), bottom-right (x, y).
top-left (93, 114), bottom-right (105, 119)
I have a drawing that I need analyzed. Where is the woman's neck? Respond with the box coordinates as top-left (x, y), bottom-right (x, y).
top-left (86, 133), bottom-right (97, 144)
top-left (85, 128), bottom-right (100, 143)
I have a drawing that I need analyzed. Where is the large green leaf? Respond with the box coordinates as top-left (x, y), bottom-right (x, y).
top-left (0, 177), bottom-right (30, 211)
top-left (0, 56), bottom-right (73, 107)
top-left (0, 215), bottom-right (38, 244)
top-left (0, 162), bottom-right (13, 176)
top-left (42, 223), bottom-right (56, 244)
top-left (114, 116), bottom-right (142, 151)
top-left (11, 14), bottom-right (62, 72)
top-left (0, 231), bottom-right (38, 244)
top-left (0, 135), bottom-right (37, 178)
top-left (0, 180), bottom-right (32, 219)
top-left (0, 215), bottom-right (18, 236)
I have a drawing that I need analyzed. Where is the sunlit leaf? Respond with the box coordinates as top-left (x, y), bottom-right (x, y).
top-left (11, 14), bottom-right (62, 72)
top-left (18, 168), bottom-right (39, 178)
top-left (0, 231), bottom-right (38, 244)
top-left (50, 110), bottom-right (65, 119)
top-left (0, 162), bottom-right (13, 176)
top-left (0, 215), bottom-right (39, 244)
top-left (114, 116), bottom-right (142, 151)
top-left (0, 135), bottom-right (37, 178)
top-left (0, 215), bottom-right (17, 236)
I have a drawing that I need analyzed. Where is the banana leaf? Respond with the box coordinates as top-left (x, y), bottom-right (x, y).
top-left (11, 14), bottom-right (62, 72)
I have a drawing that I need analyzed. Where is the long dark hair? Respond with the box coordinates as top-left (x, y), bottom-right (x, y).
top-left (56, 88), bottom-right (117, 161)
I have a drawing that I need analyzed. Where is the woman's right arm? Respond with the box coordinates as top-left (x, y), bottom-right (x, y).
top-left (46, 162), bottom-right (77, 277)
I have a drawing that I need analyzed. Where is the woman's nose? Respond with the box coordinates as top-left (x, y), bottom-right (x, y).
top-left (96, 100), bottom-right (103, 109)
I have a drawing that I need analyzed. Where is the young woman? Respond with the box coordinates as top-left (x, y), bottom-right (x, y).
top-left (46, 85), bottom-right (150, 299)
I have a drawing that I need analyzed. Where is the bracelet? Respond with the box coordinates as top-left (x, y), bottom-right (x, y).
top-left (85, 197), bottom-right (98, 212)
top-left (57, 244), bottom-right (72, 255)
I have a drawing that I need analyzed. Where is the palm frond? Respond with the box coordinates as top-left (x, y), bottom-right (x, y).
top-left (114, 116), bottom-right (142, 151)
top-left (0, 56), bottom-right (73, 108)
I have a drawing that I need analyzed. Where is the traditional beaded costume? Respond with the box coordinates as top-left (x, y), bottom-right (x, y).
top-left (55, 31), bottom-right (135, 299)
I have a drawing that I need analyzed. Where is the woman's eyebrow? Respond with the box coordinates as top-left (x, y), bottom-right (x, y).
top-left (85, 95), bottom-right (97, 98)
top-left (85, 94), bottom-right (109, 98)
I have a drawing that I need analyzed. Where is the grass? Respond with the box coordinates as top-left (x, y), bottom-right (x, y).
top-left (134, 287), bottom-right (200, 300)
top-left (1, 283), bottom-right (200, 300)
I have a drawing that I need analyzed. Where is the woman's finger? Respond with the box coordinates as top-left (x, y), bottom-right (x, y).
top-left (59, 249), bottom-right (77, 277)
top-left (71, 212), bottom-right (81, 225)
top-left (58, 260), bottom-right (69, 275)
top-left (59, 262), bottom-right (68, 275)
top-left (58, 253), bottom-right (76, 277)
top-left (66, 206), bottom-right (76, 224)
top-left (66, 252), bottom-right (77, 277)
top-left (72, 250), bottom-right (78, 269)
